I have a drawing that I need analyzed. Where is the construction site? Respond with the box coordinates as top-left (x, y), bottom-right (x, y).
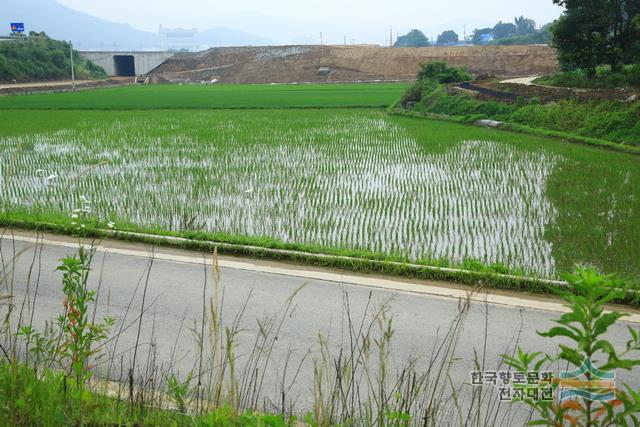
top-left (148, 44), bottom-right (559, 84)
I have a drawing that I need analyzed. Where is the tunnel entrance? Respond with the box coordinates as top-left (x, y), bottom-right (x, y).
top-left (113, 55), bottom-right (135, 76)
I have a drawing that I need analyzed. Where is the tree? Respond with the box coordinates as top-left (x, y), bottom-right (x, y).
top-left (551, 12), bottom-right (604, 76)
top-left (514, 16), bottom-right (536, 35)
top-left (552, 0), bottom-right (640, 74)
top-left (492, 21), bottom-right (517, 39)
top-left (394, 29), bottom-right (430, 47)
top-left (471, 27), bottom-right (493, 44)
top-left (436, 30), bottom-right (459, 46)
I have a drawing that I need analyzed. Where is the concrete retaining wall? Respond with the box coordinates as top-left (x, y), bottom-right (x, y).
top-left (79, 51), bottom-right (174, 76)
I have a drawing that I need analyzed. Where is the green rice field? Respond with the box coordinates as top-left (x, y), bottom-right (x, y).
top-left (0, 82), bottom-right (409, 110)
top-left (1, 99), bottom-right (638, 281)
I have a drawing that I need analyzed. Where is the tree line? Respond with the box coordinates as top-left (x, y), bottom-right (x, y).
top-left (394, 15), bottom-right (545, 48)
top-left (395, 1), bottom-right (640, 80)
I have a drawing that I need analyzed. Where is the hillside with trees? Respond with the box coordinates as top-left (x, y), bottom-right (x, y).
top-left (0, 32), bottom-right (106, 82)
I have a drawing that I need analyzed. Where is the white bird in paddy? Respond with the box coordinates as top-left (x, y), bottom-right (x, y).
top-left (44, 174), bottom-right (57, 185)
top-left (35, 169), bottom-right (46, 176)
top-left (244, 187), bottom-right (254, 195)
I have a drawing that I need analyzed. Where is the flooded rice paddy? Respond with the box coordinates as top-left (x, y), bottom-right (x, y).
top-left (1, 110), bottom-right (638, 279)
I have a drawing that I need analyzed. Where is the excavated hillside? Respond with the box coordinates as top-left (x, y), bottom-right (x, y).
top-left (150, 45), bottom-right (559, 84)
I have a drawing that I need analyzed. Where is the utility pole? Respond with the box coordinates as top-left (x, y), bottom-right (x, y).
top-left (69, 41), bottom-right (76, 92)
top-left (389, 26), bottom-right (393, 47)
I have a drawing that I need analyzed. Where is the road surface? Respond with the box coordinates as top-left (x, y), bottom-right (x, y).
top-left (2, 229), bottom-right (639, 422)
top-left (0, 80), bottom-right (94, 90)
top-left (500, 76), bottom-right (540, 85)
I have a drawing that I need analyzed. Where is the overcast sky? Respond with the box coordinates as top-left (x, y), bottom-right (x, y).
top-left (55, 0), bottom-right (564, 44)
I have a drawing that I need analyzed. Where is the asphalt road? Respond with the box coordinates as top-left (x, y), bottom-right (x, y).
top-left (2, 230), bottom-right (639, 424)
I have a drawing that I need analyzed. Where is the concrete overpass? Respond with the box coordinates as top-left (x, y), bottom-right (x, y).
top-left (79, 51), bottom-right (174, 77)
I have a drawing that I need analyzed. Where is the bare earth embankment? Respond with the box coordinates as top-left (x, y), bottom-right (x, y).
top-left (150, 44), bottom-right (559, 84)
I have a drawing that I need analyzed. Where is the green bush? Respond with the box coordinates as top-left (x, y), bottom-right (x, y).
top-left (0, 32), bottom-right (106, 82)
top-left (416, 61), bottom-right (472, 84)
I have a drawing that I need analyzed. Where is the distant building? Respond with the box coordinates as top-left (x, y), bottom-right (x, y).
top-left (479, 33), bottom-right (494, 44)
top-left (159, 25), bottom-right (197, 52)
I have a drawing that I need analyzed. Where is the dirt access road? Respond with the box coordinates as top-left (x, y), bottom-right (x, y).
top-left (0, 80), bottom-right (94, 89)
top-left (0, 77), bottom-right (132, 95)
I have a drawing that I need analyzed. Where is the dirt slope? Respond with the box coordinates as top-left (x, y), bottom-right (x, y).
top-left (150, 45), bottom-right (559, 84)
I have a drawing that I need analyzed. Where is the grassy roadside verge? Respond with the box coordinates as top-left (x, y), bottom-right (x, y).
top-left (4, 215), bottom-right (640, 307)
top-left (0, 361), bottom-right (292, 426)
top-left (388, 107), bottom-right (640, 156)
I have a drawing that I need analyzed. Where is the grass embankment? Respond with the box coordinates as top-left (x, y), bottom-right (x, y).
top-left (0, 33), bottom-right (106, 82)
top-left (403, 82), bottom-right (640, 147)
top-left (0, 82), bottom-right (409, 109)
top-left (535, 65), bottom-right (640, 89)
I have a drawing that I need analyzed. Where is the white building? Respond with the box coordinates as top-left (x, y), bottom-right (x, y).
top-left (159, 25), bottom-right (197, 52)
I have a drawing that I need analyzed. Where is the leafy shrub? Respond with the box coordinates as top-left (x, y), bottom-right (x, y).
top-left (504, 269), bottom-right (640, 425)
top-left (19, 248), bottom-right (114, 388)
top-left (417, 61), bottom-right (472, 84)
top-left (399, 81), bottom-right (424, 106)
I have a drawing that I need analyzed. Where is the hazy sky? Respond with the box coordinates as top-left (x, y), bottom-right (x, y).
top-left (55, 0), bottom-right (564, 44)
